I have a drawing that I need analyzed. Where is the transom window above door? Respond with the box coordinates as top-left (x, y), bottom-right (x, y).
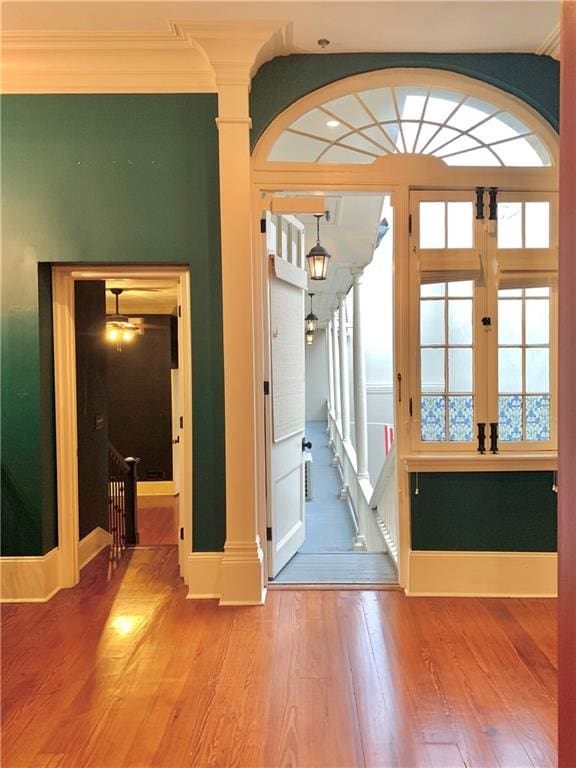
top-left (268, 85), bottom-right (552, 167)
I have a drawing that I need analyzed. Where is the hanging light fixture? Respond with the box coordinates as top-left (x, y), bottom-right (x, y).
top-left (305, 293), bottom-right (318, 334)
top-left (106, 288), bottom-right (139, 351)
top-left (306, 213), bottom-right (331, 280)
top-left (305, 330), bottom-right (314, 345)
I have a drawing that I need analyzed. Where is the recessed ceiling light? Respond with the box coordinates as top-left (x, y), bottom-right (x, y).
top-left (326, 119), bottom-right (341, 128)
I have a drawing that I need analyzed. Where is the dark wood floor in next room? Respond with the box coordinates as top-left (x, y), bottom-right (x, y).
top-left (1, 547), bottom-right (556, 767)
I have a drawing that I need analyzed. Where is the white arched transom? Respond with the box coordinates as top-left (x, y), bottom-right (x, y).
top-left (267, 78), bottom-right (553, 168)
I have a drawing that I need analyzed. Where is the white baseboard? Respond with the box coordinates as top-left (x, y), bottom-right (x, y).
top-left (186, 553), bottom-right (223, 599)
top-left (78, 527), bottom-right (111, 570)
top-left (137, 481), bottom-right (175, 496)
top-left (186, 545), bottom-right (266, 605)
top-left (0, 548), bottom-right (61, 602)
top-left (408, 550), bottom-right (558, 597)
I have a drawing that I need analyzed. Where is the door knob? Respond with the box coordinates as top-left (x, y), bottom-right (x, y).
top-left (302, 438), bottom-right (312, 451)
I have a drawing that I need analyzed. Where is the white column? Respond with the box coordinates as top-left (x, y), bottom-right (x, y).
top-left (352, 268), bottom-right (369, 480)
top-left (338, 293), bottom-right (351, 443)
top-left (326, 323), bottom-right (335, 418)
top-left (331, 309), bottom-right (341, 424)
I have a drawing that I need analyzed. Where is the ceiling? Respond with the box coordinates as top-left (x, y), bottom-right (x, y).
top-left (1, 1), bottom-right (560, 59)
top-left (105, 279), bottom-right (178, 315)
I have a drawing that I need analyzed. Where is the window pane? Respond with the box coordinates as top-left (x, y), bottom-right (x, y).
top-left (447, 202), bottom-right (473, 248)
top-left (498, 202), bottom-right (522, 248)
top-left (421, 348), bottom-right (445, 392)
top-left (499, 348), bottom-right (523, 392)
top-left (448, 348), bottom-right (473, 392)
top-left (526, 395), bottom-right (550, 440)
top-left (448, 395), bottom-right (473, 441)
top-left (526, 299), bottom-right (549, 344)
top-left (499, 395), bottom-right (523, 441)
top-left (421, 282), bottom-right (445, 297)
top-left (526, 348), bottom-right (549, 393)
top-left (448, 299), bottom-right (472, 344)
top-left (421, 396), bottom-right (446, 441)
top-left (448, 280), bottom-right (474, 297)
top-left (498, 299), bottom-right (522, 344)
top-left (499, 289), bottom-right (522, 297)
top-left (525, 287), bottom-right (550, 297)
top-left (420, 202), bottom-right (445, 248)
top-left (420, 300), bottom-right (445, 344)
top-left (525, 202), bottom-right (550, 248)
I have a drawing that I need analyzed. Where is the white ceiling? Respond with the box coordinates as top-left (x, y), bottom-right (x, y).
top-left (105, 279), bottom-right (178, 315)
top-left (1, 1), bottom-right (560, 59)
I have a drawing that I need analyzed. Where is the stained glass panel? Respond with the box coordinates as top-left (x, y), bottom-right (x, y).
top-left (499, 395), bottom-right (523, 441)
top-left (448, 396), bottom-right (473, 441)
top-left (526, 395), bottom-right (550, 441)
top-left (421, 396), bottom-right (445, 441)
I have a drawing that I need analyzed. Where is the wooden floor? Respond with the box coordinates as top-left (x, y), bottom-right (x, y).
top-left (1, 548), bottom-right (557, 767)
top-left (136, 495), bottom-right (177, 546)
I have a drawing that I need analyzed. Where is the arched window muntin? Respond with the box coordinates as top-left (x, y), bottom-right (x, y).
top-left (252, 68), bottom-right (559, 180)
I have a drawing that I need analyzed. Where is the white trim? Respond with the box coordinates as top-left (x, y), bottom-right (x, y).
top-left (52, 265), bottom-right (193, 594)
top-left (536, 24), bottom-right (561, 59)
top-left (0, 549), bottom-right (61, 603)
top-left (186, 553), bottom-right (223, 599)
top-left (137, 481), bottom-right (176, 497)
top-left (407, 550), bottom-right (557, 597)
top-left (402, 452), bottom-right (557, 472)
top-left (78, 527), bottom-right (111, 570)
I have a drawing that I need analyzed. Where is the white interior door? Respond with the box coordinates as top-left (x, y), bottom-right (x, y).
top-left (266, 214), bottom-right (308, 578)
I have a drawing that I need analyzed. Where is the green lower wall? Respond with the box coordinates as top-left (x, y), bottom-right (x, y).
top-left (250, 53), bottom-right (559, 146)
top-left (1, 94), bottom-right (225, 555)
top-left (410, 472), bottom-right (557, 552)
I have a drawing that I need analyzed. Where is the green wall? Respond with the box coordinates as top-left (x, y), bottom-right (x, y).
top-left (410, 472), bottom-right (557, 551)
top-left (1, 94), bottom-right (225, 555)
top-left (250, 53), bottom-right (559, 145)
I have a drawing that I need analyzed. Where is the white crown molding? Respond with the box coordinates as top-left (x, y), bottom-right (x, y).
top-left (1, 19), bottom-right (289, 94)
top-left (536, 23), bottom-right (561, 59)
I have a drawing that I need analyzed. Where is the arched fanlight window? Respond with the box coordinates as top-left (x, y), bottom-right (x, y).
top-left (268, 84), bottom-right (552, 168)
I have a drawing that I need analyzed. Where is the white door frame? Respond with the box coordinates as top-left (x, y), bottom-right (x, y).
top-left (52, 264), bottom-right (193, 588)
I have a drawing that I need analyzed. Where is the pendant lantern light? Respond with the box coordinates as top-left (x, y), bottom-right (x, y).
top-left (306, 213), bottom-right (331, 280)
top-left (305, 330), bottom-right (314, 346)
top-left (305, 293), bottom-right (318, 334)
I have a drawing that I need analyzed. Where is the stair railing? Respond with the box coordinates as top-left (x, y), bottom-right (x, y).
top-left (108, 443), bottom-right (140, 558)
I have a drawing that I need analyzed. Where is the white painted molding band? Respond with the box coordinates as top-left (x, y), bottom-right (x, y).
top-left (78, 527), bottom-right (111, 570)
top-left (407, 550), bottom-right (558, 597)
top-left (0, 549), bottom-right (61, 603)
top-left (186, 553), bottom-right (223, 599)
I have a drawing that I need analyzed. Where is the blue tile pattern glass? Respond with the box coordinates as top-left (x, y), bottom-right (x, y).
top-left (448, 396), bottom-right (473, 441)
top-left (421, 396), bottom-right (445, 441)
top-left (526, 395), bottom-right (550, 441)
top-left (499, 395), bottom-right (522, 441)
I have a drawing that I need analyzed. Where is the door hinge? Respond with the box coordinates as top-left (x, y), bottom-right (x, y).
top-left (488, 187), bottom-right (498, 221)
top-left (178, 304), bottom-right (182, 318)
top-left (263, 380), bottom-right (270, 395)
top-left (260, 218), bottom-right (267, 234)
top-left (408, 213), bottom-right (412, 236)
top-left (397, 372), bottom-right (402, 403)
top-left (266, 526), bottom-right (272, 542)
top-left (409, 397), bottom-right (413, 417)
top-left (475, 186), bottom-right (485, 220)
top-left (179, 416), bottom-right (184, 428)
top-left (179, 527), bottom-right (184, 541)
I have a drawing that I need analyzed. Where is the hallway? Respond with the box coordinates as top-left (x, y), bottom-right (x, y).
top-left (1, 547), bottom-right (557, 767)
top-left (273, 421), bottom-right (397, 584)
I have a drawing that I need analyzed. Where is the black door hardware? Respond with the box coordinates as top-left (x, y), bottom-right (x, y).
top-left (477, 422), bottom-right (486, 454)
top-left (489, 422), bottom-right (499, 453)
top-left (302, 437), bottom-right (312, 451)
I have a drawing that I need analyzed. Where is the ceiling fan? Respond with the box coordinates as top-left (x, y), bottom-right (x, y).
top-left (105, 288), bottom-right (141, 349)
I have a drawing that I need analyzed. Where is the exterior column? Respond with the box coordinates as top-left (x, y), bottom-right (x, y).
top-left (351, 269), bottom-right (369, 480)
top-left (214, 79), bottom-right (264, 605)
top-left (326, 322), bottom-right (335, 419)
top-left (559, 3), bottom-right (576, 765)
top-left (331, 309), bottom-right (341, 425)
top-left (338, 293), bottom-right (351, 443)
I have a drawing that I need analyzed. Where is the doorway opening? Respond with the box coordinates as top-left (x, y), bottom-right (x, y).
top-left (52, 265), bottom-right (192, 590)
top-left (264, 193), bottom-right (399, 586)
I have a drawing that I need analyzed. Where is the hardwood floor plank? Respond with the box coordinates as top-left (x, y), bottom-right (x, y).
top-left (1, 547), bottom-right (557, 768)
